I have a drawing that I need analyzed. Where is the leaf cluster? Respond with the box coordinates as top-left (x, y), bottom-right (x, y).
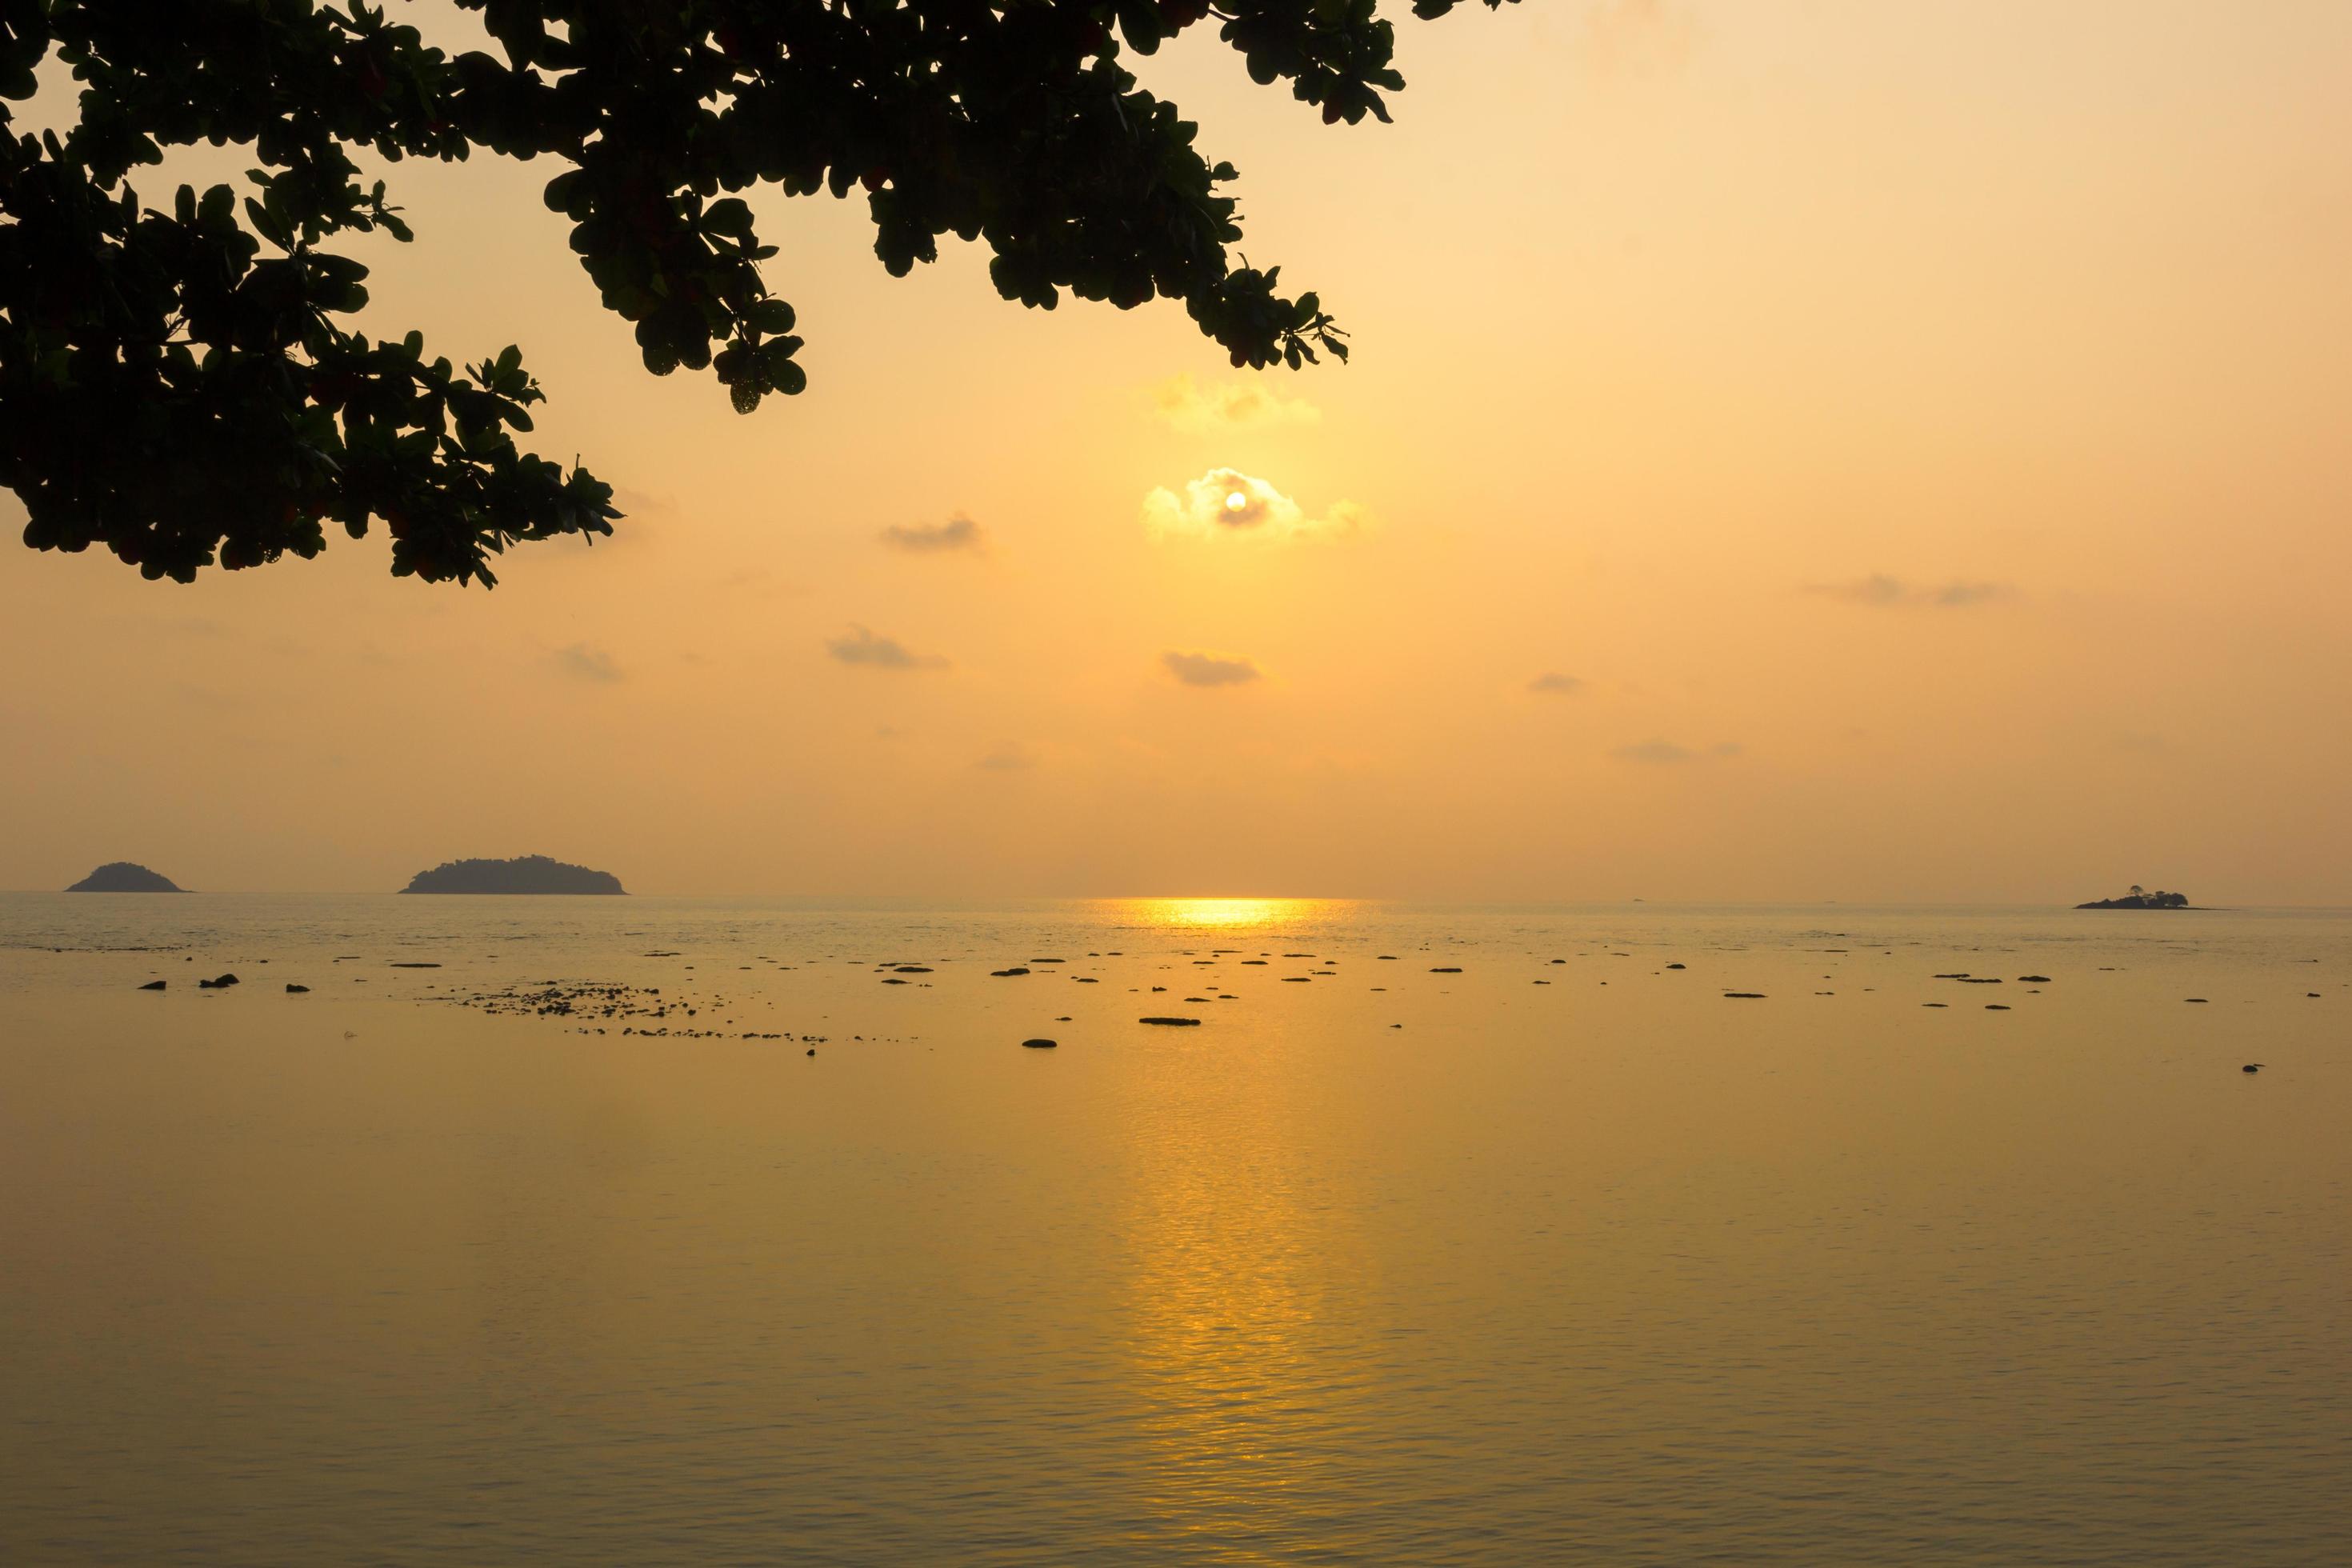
top-left (1, 0), bottom-right (1509, 582)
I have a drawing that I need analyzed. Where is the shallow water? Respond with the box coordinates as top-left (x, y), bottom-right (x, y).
top-left (2, 895), bottom-right (2346, 1564)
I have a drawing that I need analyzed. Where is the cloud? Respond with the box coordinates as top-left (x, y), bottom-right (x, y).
top-left (1162, 651), bottom-right (1262, 688)
top-left (881, 514), bottom-right (988, 554)
top-left (553, 643), bottom-right (624, 682)
top-left (1805, 575), bottom-right (2014, 609)
top-left (1142, 468), bottom-right (1366, 544)
top-left (976, 744), bottom-right (1037, 771)
top-left (1581, 0), bottom-right (1698, 78)
top-left (826, 626), bottom-right (948, 671)
top-left (1528, 672), bottom-right (1584, 695)
top-left (1150, 374), bottom-right (1320, 433)
top-left (1614, 738), bottom-right (1742, 765)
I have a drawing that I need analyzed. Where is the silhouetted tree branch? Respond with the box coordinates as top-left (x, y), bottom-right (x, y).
top-left (0, 0), bottom-right (1510, 585)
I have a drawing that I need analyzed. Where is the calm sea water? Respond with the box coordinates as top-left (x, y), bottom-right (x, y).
top-left (2, 895), bottom-right (2346, 1564)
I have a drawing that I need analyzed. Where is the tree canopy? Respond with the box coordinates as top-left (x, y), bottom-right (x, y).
top-left (0, 0), bottom-right (1507, 586)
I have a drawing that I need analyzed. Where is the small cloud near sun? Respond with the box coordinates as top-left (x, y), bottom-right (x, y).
top-left (553, 642), bottom-right (623, 682)
top-left (1614, 738), bottom-right (1742, 765)
top-left (1150, 374), bottom-right (1321, 433)
top-left (880, 514), bottom-right (988, 554)
top-left (826, 625), bottom-right (948, 671)
top-left (1142, 468), bottom-right (1365, 543)
top-left (1805, 574), bottom-right (2014, 609)
top-left (1528, 672), bottom-right (1583, 695)
top-left (1162, 650), bottom-right (1261, 688)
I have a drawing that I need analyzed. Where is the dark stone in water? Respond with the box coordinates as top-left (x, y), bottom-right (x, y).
top-left (1022, 1038), bottom-right (1058, 1050)
top-left (1429, 966), bottom-right (1462, 974)
top-left (390, 962), bottom-right (442, 969)
top-left (1666, 963), bottom-right (1686, 970)
top-left (1282, 977), bottom-right (1310, 983)
top-left (1985, 1003), bottom-right (2010, 1010)
top-left (1139, 1017), bottom-right (1202, 1026)
top-left (1377, 955), bottom-right (1398, 961)
top-left (1724, 992), bottom-right (1766, 999)
top-left (138, 980), bottom-right (166, 990)
top-left (894, 966), bottom-right (933, 974)
top-left (2242, 1063), bottom-right (2262, 1073)
top-left (2018, 974), bottom-right (2051, 983)
top-left (881, 978), bottom-right (909, 985)
top-left (1924, 1002), bottom-right (1949, 1007)
top-left (806, 1048), bottom-right (816, 1056)
top-left (2185, 998), bottom-right (2209, 1003)
top-left (198, 973), bottom-right (239, 989)
top-left (286, 984), bottom-right (310, 994)
top-left (992, 967), bottom-right (1030, 977)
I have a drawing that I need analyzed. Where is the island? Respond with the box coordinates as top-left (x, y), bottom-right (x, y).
top-left (2076, 886), bottom-right (2197, 910)
top-left (399, 854), bottom-right (626, 895)
top-left (65, 862), bottom-right (185, 892)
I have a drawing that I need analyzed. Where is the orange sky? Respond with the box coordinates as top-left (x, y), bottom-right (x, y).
top-left (4, 1), bottom-right (2349, 900)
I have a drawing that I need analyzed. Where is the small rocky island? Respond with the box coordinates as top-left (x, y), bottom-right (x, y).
top-left (400, 854), bottom-right (626, 895)
top-left (65, 862), bottom-right (184, 892)
top-left (2076, 886), bottom-right (2196, 910)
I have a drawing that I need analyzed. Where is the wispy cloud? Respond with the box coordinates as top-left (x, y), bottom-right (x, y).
top-left (976, 744), bottom-right (1037, 771)
top-left (1162, 650), bottom-right (1262, 688)
top-left (1581, 0), bottom-right (1698, 78)
top-left (881, 514), bottom-right (988, 554)
top-left (1614, 738), bottom-right (1742, 765)
top-left (1150, 374), bottom-right (1321, 433)
top-left (1528, 672), bottom-right (1584, 696)
top-left (1142, 468), bottom-right (1365, 544)
top-left (554, 642), bottom-right (624, 682)
top-left (1805, 574), bottom-right (2014, 609)
top-left (826, 626), bottom-right (948, 671)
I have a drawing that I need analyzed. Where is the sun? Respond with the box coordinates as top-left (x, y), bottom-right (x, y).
top-left (1223, 489), bottom-right (1250, 514)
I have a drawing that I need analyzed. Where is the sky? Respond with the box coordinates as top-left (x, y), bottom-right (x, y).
top-left (4, 0), bottom-right (2350, 901)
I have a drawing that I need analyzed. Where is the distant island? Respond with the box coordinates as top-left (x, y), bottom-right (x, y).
top-left (2076, 886), bottom-right (2198, 910)
top-left (65, 862), bottom-right (184, 893)
top-left (400, 855), bottom-right (626, 895)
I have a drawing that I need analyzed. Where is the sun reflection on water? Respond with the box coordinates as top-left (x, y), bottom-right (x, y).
top-left (1108, 897), bottom-right (1354, 932)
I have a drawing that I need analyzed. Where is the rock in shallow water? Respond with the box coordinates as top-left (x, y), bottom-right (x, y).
top-left (138, 980), bottom-right (166, 991)
top-left (1021, 1038), bottom-right (1058, 1050)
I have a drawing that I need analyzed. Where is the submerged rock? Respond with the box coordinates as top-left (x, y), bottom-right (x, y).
top-left (286, 984), bottom-right (310, 994)
top-left (1021, 1038), bottom-right (1058, 1050)
top-left (198, 972), bottom-right (239, 989)
top-left (1138, 1016), bottom-right (1202, 1027)
top-left (137, 979), bottom-right (166, 991)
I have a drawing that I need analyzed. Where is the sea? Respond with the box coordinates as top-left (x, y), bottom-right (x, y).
top-left (2, 894), bottom-right (2346, 1564)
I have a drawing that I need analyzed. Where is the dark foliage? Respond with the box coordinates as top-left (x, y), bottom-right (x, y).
top-left (1, 0), bottom-right (1509, 585)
